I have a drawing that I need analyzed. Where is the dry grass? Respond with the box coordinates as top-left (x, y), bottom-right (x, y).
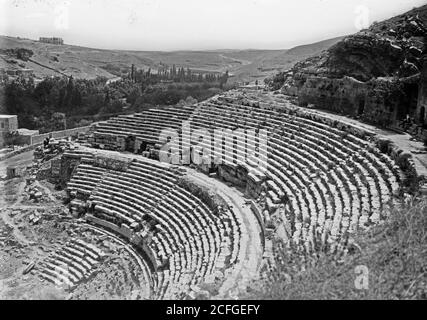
top-left (243, 198), bottom-right (427, 300)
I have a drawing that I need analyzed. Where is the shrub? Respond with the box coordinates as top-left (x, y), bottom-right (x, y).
top-left (241, 198), bottom-right (427, 299)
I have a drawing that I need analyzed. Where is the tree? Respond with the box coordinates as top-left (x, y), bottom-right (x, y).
top-left (186, 68), bottom-right (192, 82)
top-left (219, 71), bottom-right (229, 89)
top-left (131, 64), bottom-right (135, 82)
top-left (172, 64), bottom-right (177, 78)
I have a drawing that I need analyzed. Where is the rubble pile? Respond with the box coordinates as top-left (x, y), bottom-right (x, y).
top-left (34, 138), bottom-right (73, 161)
top-left (28, 210), bottom-right (42, 225)
top-left (23, 164), bottom-right (44, 203)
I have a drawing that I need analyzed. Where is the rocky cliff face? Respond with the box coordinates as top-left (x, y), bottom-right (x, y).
top-left (269, 5), bottom-right (427, 128)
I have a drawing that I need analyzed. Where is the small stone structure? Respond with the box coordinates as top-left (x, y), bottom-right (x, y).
top-left (6, 165), bottom-right (26, 179)
top-left (0, 115), bottom-right (18, 148)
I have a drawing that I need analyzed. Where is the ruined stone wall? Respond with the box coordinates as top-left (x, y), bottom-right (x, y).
top-left (30, 126), bottom-right (91, 145)
top-left (49, 126), bottom-right (91, 139)
top-left (92, 133), bottom-right (125, 152)
top-left (14, 134), bottom-right (32, 146)
top-left (30, 133), bottom-right (50, 145)
top-left (246, 172), bottom-right (266, 199)
top-left (293, 76), bottom-right (367, 115)
top-left (177, 175), bottom-right (228, 215)
top-left (217, 164), bottom-right (248, 188)
top-left (58, 154), bottom-right (82, 188)
top-left (285, 75), bottom-right (408, 128)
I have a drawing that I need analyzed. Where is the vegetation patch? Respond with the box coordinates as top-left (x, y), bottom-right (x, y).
top-left (244, 198), bottom-right (427, 300)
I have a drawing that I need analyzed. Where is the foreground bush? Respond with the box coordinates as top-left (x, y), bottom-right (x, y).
top-left (243, 198), bottom-right (427, 300)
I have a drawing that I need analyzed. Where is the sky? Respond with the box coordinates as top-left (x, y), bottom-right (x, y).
top-left (0, 0), bottom-right (426, 51)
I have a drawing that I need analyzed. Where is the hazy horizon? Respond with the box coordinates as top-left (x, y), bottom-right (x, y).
top-left (0, 33), bottom-right (348, 52)
top-left (1, 0), bottom-right (426, 51)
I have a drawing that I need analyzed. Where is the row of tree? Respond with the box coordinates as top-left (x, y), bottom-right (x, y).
top-left (129, 64), bottom-right (229, 87)
top-left (1, 70), bottom-right (231, 133)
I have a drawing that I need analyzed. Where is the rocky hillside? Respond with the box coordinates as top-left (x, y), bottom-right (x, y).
top-left (0, 36), bottom-right (154, 80)
top-left (268, 5), bottom-right (427, 128)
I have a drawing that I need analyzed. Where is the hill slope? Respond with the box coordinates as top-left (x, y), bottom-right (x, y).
top-left (227, 36), bottom-right (344, 83)
top-left (0, 35), bottom-right (343, 83)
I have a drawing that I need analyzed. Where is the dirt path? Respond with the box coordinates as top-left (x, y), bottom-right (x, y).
top-left (0, 178), bottom-right (33, 246)
top-left (0, 149), bottom-right (34, 177)
top-left (0, 150), bottom-right (52, 246)
top-left (1, 208), bottom-right (34, 246)
top-left (12, 180), bottom-right (26, 207)
top-left (28, 58), bottom-right (69, 77)
top-left (185, 169), bottom-right (263, 299)
top-left (382, 132), bottom-right (427, 177)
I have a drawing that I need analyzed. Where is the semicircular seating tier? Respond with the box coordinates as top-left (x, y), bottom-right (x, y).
top-left (89, 89), bottom-right (402, 257)
top-left (65, 150), bottom-right (243, 299)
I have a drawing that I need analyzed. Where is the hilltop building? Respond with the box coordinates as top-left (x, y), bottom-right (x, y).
top-left (0, 115), bottom-right (40, 147)
top-left (0, 115), bottom-right (18, 148)
top-left (16, 68), bottom-right (34, 76)
top-left (39, 37), bottom-right (64, 45)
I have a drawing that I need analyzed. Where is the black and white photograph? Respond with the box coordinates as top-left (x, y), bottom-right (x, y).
top-left (0, 0), bottom-right (426, 307)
